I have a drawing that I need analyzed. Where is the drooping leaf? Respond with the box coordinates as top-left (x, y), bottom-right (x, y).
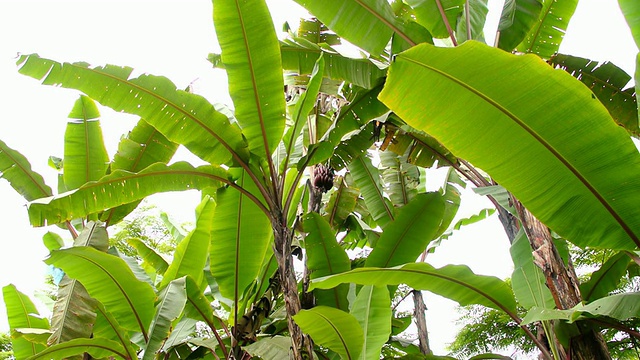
top-left (407, 0), bottom-right (465, 39)
top-left (28, 162), bottom-right (230, 227)
top-left (550, 54), bottom-right (639, 137)
top-left (16, 54), bottom-right (249, 166)
top-left (456, 0), bottom-right (489, 43)
top-left (509, 230), bottom-right (554, 309)
top-left (516, 0), bottom-right (579, 58)
top-left (2, 285), bottom-right (49, 360)
top-left (143, 277), bottom-right (187, 360)
top-left (580, 252), bottom-right (630, 303)
top-left (213, 0), bottom-right (285, 159)
top-left (350, 285), bottom-right (391, 360)
top-left (497, 0), bottom-right (543, 52)
top-left (110, 247), bottom-right (155, 287)
top-left (25, 338), bottom-right (127, 360)
top-left (159, 196), bottom-right (216, 289)
top-left (384, 124), bottom-right (459, 169)
top-left (210, 170), bottom-right (273, 302)
top-left (380, 41), bottom-right (640, 250)
top-left (303, 213), bottom-right (351, 310)
top-left (44, 247), bottom-right (156, 335)
top-left (128, 237), bottom-right (169, 275)
top-left (348, 154), bottom-right (394, 228)
top-left (183, 276), bottom-right (225, 333)
top-left (280, 38), bottom-right (386, 89)
top-left (366, 193), bottom-right (444, 267)
top-left (293, 306), bottom-right (364, 360)
top-left (63, 95), bottom-right (109, 191)
top-left (292, 0), bottom-right (415, 55)
top-left (310, 263), bottom-right (517, 314)
top-left (48, 222), bottom-right (107, 346)
top-left (161, 317), bottom-right (198, 352)
top-left (0, 138), bottom-right (52, 201)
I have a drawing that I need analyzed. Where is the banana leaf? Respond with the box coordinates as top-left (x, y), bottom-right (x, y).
top-left (143, 277), bottom-right (187, 360)
top-left (350, 285), bottom-right (391, 360)
top-left (25, 338), bottom-right (127, 360)
top-left (27, 162), bottom-right (230, 227)
top-left (510, 230), bottom-right (554, 310)
top-left (406, 0), bottom-right (465, 39)
top-left (0, 139), bottom-right (52, 201)
top-left (209, 170), bottom-right (273, 303)
top-left (303, 213), bottom-right (351, 310)
top-left (516, 0), bottom-right (578, 58)
top-left (365, 192), bottom-right (444, 267)
top-left (310, 263), bottom-right (517, 314)
top-left (550, 54), bottom-right (638, 137)
top-left (159, 197), bottom-right (215, 289)
top-left (2, 285), bottom-right (49, 360)
top-left (579, 252), bottom-right (630, 302)
top-left (293, 0), bottom-right (414, 55)
top-left (456, 0), bottom-right (488, 43)
top-left (324, 176), bottom-right (359, 229)
top-left (63, 95), bottom-right (109, 191)
top-left (17, 54), bottom-right (249, 166)
top-left (497, 0), bottom-right (543, 51)
top-left (213, 0), bottom-right (285, 160)
top-left (44, 247), bottom-right (156, 335)
top-left (48, 222), bottom-right (107, 346)
top-left (92, 302), bottom-right (137, 359)
top-left (293, 306), bottom-right (364, 360)
top-left (348, 154), bottom-right (394, 229)
top-left (379, 41), bottom-right (640, 250)
top-left (280, 38), bottom-right (386, 89)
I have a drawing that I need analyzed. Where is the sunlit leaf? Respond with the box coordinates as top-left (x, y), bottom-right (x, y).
top-left (350, 286), bottom-right (390, 360)
top-left (497, 0), bottom-right (543, 51)
top-left (143, 277), bottom-right (187, 360)
top-left (25, 338), bottom-right (127, 360)
top-left (0, 139), bottom-right (52, 201)
top-left (2, 285), bottom-right (49, 360)
top-left (380, 41), bottom-right (640, 250)
top-left (516, 0), bottom-right (578, 58)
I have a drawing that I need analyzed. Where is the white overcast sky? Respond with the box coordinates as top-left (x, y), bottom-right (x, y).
top-left (0, 0), bottom-right (636, 355)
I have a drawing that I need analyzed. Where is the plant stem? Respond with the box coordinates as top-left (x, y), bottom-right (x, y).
top-left (435, 0), bottom-right (458, 46)
top-left (465, 0), bottom-right (471, 40)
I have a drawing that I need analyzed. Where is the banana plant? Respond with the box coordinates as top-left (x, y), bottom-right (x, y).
top-left (4, 0), bottom-right (640, 359)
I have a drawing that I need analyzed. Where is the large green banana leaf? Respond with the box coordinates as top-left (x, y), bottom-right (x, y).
top-left (293, 0), bottom-right (415, 55)
top-left (143, 277), bottom-right (187, 360)
top-left (350, 285), bottom-right (391, 360)
top-left (0, 139), bottom-right (52, 201)
top-left (2, 284), bottom-right (49, 360)
top-left (379, 149), bottom-right (420, 207)
top-left (159, 197), bottom-right (216, 289)
top-left (27, 162), bottom-right (231, 227)
top-left (127, 238), bottom-right (169, 275)
top-left (16, 54), bottom-right (249, 166)
top-left (365, 193), bottom-right (444, 267)
top-left (45, 247), bottom-right (156, 336)
top-left (303, 213), bottom-right (351, 310)
top-left (293, 306), bottom-right (364, 360)
top-left (379, 41), bottom-right (640, 250)
top-left (497, 0), bottom-right (543, 51)
top-left (25, 338), bottom-right (127, 360)
top-left (213, 0), bottom-right (285, 160)
top-left (209, 170), bottom-right (273, 303)
top-left (310, 263), bottom-right (517, 314)
top-left (63, 96), bottom-right (109, 191)
top-left (324, 176), bottom-right (359, 228)
top-left (516, 0), bottom-right (578, 58)
top-left (48, 222), bottom-right (107, 346)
